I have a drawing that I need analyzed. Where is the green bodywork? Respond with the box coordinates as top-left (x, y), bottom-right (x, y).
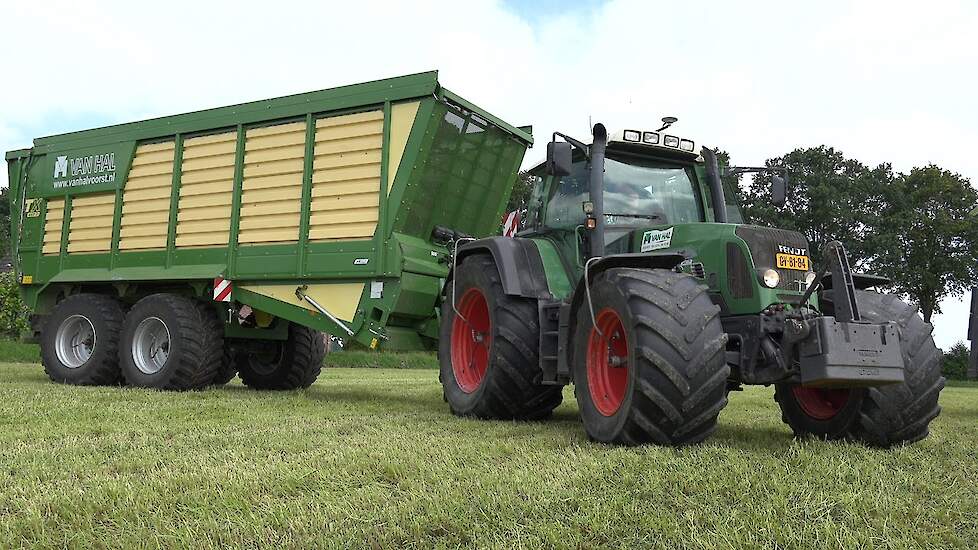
top-left (5, 72), bottom-right (532, 349)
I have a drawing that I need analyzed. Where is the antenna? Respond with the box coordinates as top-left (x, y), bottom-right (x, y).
top-left (657, 116), bottom-right (678, 132)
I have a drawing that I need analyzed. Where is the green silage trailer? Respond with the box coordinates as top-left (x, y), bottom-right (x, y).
top-left (5, 71), bottom-right (531, 390)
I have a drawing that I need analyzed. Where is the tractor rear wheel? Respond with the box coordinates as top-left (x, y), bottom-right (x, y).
top-left (775, 290), bottom-right (945, 447)
top-left (119, 294), bottom-right (224, 390)
top-left (236, 324), bottom-right (325, 390)
top-left (41, 294), bottom-right (125, 386)
top-left (438, 253), bottom-right (563, 420)
top-left (572, 268), bottom-right (729, 446)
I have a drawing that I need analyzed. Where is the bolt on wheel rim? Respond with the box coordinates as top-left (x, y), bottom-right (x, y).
top-left (450, 287), bottom-right (491, 393)
top-left (132, 317), bottom-right (171, 375)
top-left (55, 314), bottom-right (96, 369)
top-left (586, 307), bottom-right (629, 416)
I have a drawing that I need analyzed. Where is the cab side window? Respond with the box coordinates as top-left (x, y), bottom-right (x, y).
top-left (543, 160), bottom-right (589, 229)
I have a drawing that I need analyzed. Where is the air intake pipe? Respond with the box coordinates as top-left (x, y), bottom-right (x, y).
top-left (589, 123), bottom-right (608, 258)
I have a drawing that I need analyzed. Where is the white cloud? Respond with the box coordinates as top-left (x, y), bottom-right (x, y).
top-left (1, 0), bottom-right (975, 348)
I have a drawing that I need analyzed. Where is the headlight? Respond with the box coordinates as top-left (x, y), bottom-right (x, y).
top-left (643, 131), bottom-right (659, 144)
top-left (762, 268), bottom-right (780, 288)
top-left (679, 139), bottom-right (695, 152)
top-left (623, 130), bottom-right (641, 142)
top-left (804, 271), bottom-right (817, 286)
top-left (663, 135), bottom-right (680, 148)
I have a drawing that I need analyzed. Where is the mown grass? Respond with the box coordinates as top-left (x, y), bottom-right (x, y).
top-left (0, 362), bottom-right (975, 548)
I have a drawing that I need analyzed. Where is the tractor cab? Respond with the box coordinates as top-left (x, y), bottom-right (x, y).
top-left (523, 126), bottom-right (747, 259)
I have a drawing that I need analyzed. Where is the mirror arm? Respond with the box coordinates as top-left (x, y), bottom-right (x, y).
top-left (553, 132), bottom-right (591, 158)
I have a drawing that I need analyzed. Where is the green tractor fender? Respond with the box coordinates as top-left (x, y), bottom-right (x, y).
top-left (450, 237), bottom-right (553, 300)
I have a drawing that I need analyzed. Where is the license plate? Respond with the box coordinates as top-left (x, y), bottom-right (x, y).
top-left (776, 253), bottom-right (810, 271)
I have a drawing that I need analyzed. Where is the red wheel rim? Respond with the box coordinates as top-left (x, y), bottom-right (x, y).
top-left (791, 386), bottom-right (852, 420)
top-left (450, 288), bottom-right (491, 393)
top-left (586, 308), bottom-right (629, 416)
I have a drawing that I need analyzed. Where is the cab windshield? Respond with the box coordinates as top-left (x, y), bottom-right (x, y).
top-left (544, 155), bottom-right (704, 229)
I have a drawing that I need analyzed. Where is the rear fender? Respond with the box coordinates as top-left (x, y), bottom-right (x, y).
top-left (448, 237), bottom-right (551, 300)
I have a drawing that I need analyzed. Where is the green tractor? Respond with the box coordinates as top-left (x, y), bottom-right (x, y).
top-left (439, 121), bottom-right (945, 447)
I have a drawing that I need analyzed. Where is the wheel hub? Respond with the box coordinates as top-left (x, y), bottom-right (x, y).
top-left (450, 288), bottom-right (491, 393)
top-left (132, 317), bottom-right (171, 375)
top-left (587, 308), bottom-right (629, 416)
top-left (792, 386), bottom-right (852, 420)
top-left (55, 314), bottom-right (96, 369)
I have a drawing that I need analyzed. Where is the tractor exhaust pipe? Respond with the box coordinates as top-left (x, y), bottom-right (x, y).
top-left (589, 123), bottom-right (608, 259)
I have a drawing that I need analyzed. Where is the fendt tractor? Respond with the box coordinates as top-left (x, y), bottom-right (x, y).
top-left (5, 72), bottom-right (943, 447)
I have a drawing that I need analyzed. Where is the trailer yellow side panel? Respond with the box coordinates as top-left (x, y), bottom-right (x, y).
top-left (238, 122), bottom-right (306, 244)
top-left (239, 282), bottom-right (365, 322)
top-left (42, 198), bottom-right (65, 255)
top-left (67, 192), bottom-right (115, 253)
top-left (387, 101), bottom-right (421, 194)
top-left (176, 131), bottom-right (236, 247)
top-left (308, 110), bottom-right (383, 242)
top-left (119, 141), bottom-right (175, 250)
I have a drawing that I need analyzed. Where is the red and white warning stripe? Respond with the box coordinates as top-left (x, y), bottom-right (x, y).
top-left (213, 277), bottom-right (232, 302)
top-left (502, 210), bottom-right (520, 237)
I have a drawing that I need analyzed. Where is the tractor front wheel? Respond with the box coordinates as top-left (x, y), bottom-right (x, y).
top-left (572, 268), bottom-right (729, 446)
top-left (438, 253), bottom-right (563, 420)
top-left (775, 290), bottom-right (945, 447)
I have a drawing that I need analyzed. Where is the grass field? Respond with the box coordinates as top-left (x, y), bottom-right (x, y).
top-left (0, 361), bottom-right (976, 548)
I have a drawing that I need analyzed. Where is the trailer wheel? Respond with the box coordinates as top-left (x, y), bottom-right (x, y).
top-left (775, 290), bottom-right (944, 447)
top-left (236, 325), bottom-right (324, 390)
top-left (439, 253), bottom-right (563, 420)
top-left (41, 294), bottom-right (125, 386)
top-left (210, 346), bottom-right (238, 385)
top-left (119, 294), bottom-right (224, 390)
top-left (572, 268), bottom-right (729, 446)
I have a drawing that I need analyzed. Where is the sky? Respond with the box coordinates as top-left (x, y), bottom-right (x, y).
top-left (1, 0), bottom-right (976, 349)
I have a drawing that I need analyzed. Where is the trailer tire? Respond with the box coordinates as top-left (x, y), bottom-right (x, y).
top-left (439, 253), bottom-right (563, 420)
top-left (775, 290), bottom-right (944, 447)
top-left (572, 268), bottom-right (729, 446)
top-left (41, 294), bottom-right (125, 386)
top-left (120, 294), bottom-right (224, 390)
top-left (210, 347), bottom-right (238, 385)
top-left (236, 325), bottom-right (325, 390)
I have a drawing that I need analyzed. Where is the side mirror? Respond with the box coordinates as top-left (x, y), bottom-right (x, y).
top-left (546, 141), bottom-right (572, 177)
top-left (771, 174), bottom-right (787, 207)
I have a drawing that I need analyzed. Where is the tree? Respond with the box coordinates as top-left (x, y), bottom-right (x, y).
top-left (505, 170), bottom-right (535, 214)
top-left (736, 146), bottom-right (885, 269)
top-left (941, 341), bottom-right (970, 380)
top-left (864, 165), bottom-right (978, 322)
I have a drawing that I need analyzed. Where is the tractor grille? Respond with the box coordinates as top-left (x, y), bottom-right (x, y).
top-left (734, 225), bottom-right (811, 293)
top-left (726, 242), bottom-right (753, 299)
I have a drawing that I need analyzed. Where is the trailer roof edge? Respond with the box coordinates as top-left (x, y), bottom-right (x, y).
top-left (30, 71), bottom-right (442, 151)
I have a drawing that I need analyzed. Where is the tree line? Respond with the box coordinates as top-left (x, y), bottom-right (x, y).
top-left (727, 146), bottom-right (978, 325)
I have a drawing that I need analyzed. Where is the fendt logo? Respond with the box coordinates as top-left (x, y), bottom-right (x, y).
top-left (53, 156), bottom-right (68, 178)
top-left (778, 244), bottom-right (807, 256)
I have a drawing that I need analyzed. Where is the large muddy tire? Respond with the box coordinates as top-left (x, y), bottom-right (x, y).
top-left (120, 294), bottom-right (224, 390)
top-left (237, 324), bottom-right (324, 390)
top-left (438, 253), bottom-right (563, 420)
top-left (572, 268), bottom-right (729, 446)
top-left (41, 294), bottom-right (125, 386)
top-left (775, 290), bottom-right (945, 447)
